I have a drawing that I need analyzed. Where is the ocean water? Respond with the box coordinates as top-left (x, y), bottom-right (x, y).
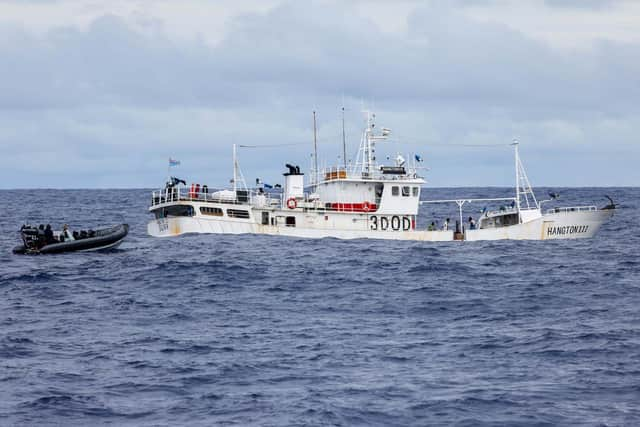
top-left (1, 187), bottom-right (638, 426)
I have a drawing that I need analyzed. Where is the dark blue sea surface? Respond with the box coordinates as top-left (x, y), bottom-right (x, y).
top-left (1, 187), bottom-right (638, 426)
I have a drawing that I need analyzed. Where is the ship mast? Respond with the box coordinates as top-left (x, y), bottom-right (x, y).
top-left (313, 111), bottom-right (318, 185)
top-left (356, 111), bottom-right (390, 178)
top-left (514, 140), bottom-right (520, 213)
top-left (233, 143), bottom-right (237, 195)
top-left (364, 111), bottom-right (374, 176)
top-left (341, 106), bottom-right (347, 170)
top-left (512, 140), bottom-right (539, 215)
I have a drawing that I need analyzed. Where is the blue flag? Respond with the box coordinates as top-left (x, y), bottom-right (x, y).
top-left (415, 154), bottom-right (423, 162)
top-left (263, 183), bottom-right (273, 189)
top-left (169, 158), bottom-right (180, 167)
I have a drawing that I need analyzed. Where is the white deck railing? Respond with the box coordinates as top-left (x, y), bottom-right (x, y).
top-left (151, 187), bottom-right (281, 208)
top-left (546, 206), bottom-right (597, 214)
top-left (150, 187), bottom-right (387, 213)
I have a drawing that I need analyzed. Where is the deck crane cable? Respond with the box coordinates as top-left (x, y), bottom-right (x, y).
top-left (239, 139), bottom-right (514, 149)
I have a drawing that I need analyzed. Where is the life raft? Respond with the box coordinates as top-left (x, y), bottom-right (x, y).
top-left (286, 197), bottom-right (297, 209)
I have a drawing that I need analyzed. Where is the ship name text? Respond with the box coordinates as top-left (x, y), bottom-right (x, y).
top-left (547, 225), bottom-right (589, 236)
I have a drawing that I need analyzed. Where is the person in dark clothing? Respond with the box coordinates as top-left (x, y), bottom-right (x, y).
top-left (468, 216), bottom-right (476, 230)
top-left (44, 224), bottom-right (54, 244)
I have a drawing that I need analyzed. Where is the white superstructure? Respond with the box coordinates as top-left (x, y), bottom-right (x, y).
top-left (148, 113), bottom-right (614, 241)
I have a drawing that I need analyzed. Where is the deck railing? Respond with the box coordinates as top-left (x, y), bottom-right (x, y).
top-left (322, 166), bottom-right (348, 181)
top-left (150, 187), bottom-right (386, 214)
top-left (546, 206), bottom-right (597, 214)
top-left (151, 187), bottom-right (281, 208)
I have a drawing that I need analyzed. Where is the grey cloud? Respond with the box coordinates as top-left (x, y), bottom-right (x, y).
top-left (0, 1), bottom-right (638, 188)
top-left (0, 0), bottom-right (62, 3)
top-left (3, 2), bottom-right (637, 118)
top-left (543, 0), bottom-right (619, 10)
top-left (1, 2), bottom-right (639, 117)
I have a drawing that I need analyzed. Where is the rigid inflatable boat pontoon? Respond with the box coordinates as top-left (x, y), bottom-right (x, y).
top-left (13, 224), bottom-right (129, 255)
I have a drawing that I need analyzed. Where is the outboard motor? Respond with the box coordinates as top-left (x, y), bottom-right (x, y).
top-left (19, 225), bottom-right (42, 251)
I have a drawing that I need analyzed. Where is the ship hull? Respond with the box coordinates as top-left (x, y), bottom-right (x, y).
top-left (147, 215), bottom-right (453, 241)
top-left (465, 209), bottom-right (613, 241)
top-left (147, 207), bottom-right (613, 241)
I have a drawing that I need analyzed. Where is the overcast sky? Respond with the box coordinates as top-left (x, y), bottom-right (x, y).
top-left (1, 0), bottom-right (638, 188)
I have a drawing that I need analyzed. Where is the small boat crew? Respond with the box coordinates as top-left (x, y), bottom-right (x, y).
top-left (13, 224), bottom-right (129, 254)
top-left (61, 224), bottom-right (74, 241)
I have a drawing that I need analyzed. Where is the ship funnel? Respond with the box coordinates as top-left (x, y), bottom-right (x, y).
top-left (283, 163), bottom-right (304, 200)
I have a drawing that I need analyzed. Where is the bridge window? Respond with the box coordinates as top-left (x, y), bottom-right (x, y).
top-left (402, 186), bottom-right (410, 197)
top-left (227, 209), bottom-right (250, 219)
top-left (200, 207), bottom-right (223, 216)
top-left (286, 216), bottom-right (296, 227)
top-left (391, 186), bottom-right (399, 196)
top-left (159, 205), bottom-right (194, 218)
top-left (412, 187), bottom-right (419, 197)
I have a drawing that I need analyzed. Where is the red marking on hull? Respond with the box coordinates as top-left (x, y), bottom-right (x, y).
top-left (327, 202), bottom-right (378, 212)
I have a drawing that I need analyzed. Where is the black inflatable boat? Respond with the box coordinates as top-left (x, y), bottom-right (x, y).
top-left (13, 224), bottom-right (129, 255)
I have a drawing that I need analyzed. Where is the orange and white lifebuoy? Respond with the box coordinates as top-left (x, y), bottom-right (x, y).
top-left (362, 201), bottom-right (371, 212)
top-left (286, 197), bottom-right (297, 209)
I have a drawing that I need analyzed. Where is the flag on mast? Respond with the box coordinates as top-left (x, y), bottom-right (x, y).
top-left (169, 158), bottom-right (180, 167)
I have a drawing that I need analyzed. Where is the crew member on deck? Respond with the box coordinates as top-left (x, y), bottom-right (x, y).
top-left (468, 217), bottom-right (477, 230)
top-left (442, 218), bottom-right (450, 231)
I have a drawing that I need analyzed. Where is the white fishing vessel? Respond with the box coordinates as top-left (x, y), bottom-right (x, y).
top-left (148, 112), bottom-right (614, 241)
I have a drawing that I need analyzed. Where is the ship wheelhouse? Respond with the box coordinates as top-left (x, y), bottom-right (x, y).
top-left (302, 110), bottom-right (425, 216)
top-left (310, 175), bottom-right (422, 216)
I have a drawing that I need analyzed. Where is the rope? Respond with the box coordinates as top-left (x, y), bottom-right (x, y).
top-left (423, 143), bottom-right (513, 148)
top-left (386, 138), bottom-right (513, 148)
top-left (240, 139), bottom-right (513, 149)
